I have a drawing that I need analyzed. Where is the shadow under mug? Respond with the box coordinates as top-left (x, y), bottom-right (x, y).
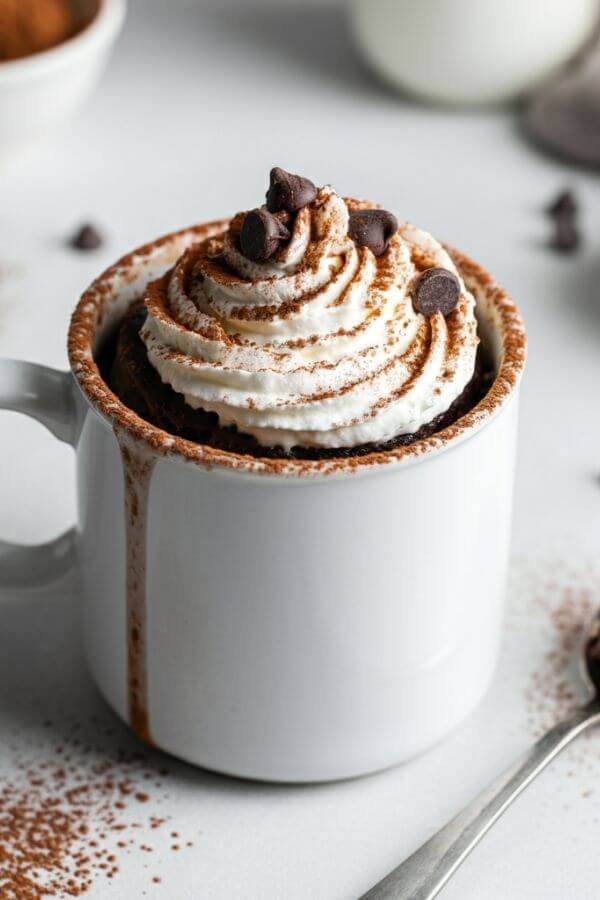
top-left (0, 224), bottom-right (526, 782)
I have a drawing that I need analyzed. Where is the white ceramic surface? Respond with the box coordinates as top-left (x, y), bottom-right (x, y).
top-left (0, 0), bottom-right (126, 167)
top-left (351, 0), bottom-right (600, 106)
top-left (0, 227), bottom-right (523, 783)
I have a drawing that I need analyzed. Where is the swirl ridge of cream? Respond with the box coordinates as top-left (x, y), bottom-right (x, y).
top-left (140, 185), bottom-right (479, 451)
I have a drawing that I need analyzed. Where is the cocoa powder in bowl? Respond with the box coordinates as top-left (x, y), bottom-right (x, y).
top-left (0, 0), bottom-right (97, 63)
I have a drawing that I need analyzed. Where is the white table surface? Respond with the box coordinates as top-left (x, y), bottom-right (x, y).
top-left (1, 1), bottom-right (599, 897)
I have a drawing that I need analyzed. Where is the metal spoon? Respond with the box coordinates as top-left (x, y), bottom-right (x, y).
top-left (361, 610), bottom-right (600, 900)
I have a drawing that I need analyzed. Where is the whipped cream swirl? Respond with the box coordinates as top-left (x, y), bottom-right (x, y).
top-left (140, 186), bottom-right (479, 450)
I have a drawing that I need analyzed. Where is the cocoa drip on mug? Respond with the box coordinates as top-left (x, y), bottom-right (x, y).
top-left (115, 427), bottom-right (156, 745)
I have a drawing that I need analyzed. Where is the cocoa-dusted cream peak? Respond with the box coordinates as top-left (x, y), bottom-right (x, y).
top-left (140, 178), bottom-right (479, 450)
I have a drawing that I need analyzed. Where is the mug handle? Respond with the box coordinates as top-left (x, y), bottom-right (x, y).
top-left (0, 359), bottom-right (78, 588)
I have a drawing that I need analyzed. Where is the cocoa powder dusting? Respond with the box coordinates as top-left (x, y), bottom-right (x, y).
top-left (510, 555), bottom-right (600, 791)
top-left (0, 722), bottom-right (194, 897)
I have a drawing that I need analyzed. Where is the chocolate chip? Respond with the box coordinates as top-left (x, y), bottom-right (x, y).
top-left (70, 223), bottom-right (103, 251)
top-left (240, 208), bottom-right (290, 261)
top-left (547, 189), bottom-right (577, 219)
top-left (265, 167), bottom-right (317, 214)
top-left (412, 268), bottom-right (461, 317)
top-left (347, 209), bottom-right (398, 257)
top-left (551, 218), bottom-right (580, 254)
top-left (546, 188), bottom-right (580, 253)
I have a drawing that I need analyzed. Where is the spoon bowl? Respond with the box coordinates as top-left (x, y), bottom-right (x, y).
top-left (582, 607), bottom-right (600, 697)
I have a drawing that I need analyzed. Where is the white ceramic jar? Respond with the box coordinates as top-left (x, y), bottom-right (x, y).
top-left (351, 0), bottom-right (599, 106)
top-left (0, 226), bottom-right (526, 782)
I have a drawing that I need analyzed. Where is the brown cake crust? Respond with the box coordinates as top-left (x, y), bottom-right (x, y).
top-left (105, 299), bottom-right (494, 462)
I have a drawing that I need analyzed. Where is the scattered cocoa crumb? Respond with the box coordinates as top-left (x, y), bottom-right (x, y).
top-left (0, 716), bottom-right (195, 897)
top-left (525, 586), bottom-right (593, 733)
top-left (510, 555), bottom-right (600, 796)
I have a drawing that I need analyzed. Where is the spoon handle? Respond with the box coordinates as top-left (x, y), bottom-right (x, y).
top-left (361, 701), bottom-right (600, 900)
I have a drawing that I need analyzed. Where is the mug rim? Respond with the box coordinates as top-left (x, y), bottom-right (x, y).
top-left (67, 221), bottom-right (527, 478)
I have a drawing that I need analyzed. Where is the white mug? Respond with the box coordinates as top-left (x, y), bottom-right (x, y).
top-left (0, 225), bottom-right (526, 782)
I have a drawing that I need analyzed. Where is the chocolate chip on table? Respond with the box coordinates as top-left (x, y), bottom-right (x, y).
top-left (411, 267), bottom-right (461, 317)
top-left (547, 189), bottom-right (577, 219)
top-left (551, 218), bottom-right (580, 254)
top-left (266, 167), bottom-right (317, 213)
top-left (70, 223), bottom-right (103, 251)
top-left (240, 208), bottom-right (290, 261)
top-left (546, 188), bottom-right (580, 254)
top-left (347, 209), bottom-right (398, 257)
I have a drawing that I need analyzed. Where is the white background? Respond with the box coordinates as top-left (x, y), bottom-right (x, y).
top-left (0, 1), bottom-right (599, 897)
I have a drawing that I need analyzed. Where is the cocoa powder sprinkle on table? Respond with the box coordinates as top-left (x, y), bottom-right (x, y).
top-left (0, 719), bottom-right (196, 897)
top-left (510, 555), bottom-right (600, 795)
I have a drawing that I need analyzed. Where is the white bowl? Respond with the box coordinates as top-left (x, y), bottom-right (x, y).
top-left (0, 0), bottom-right (126, 167)
top-left (351, 0), bottom-right (599, 107)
